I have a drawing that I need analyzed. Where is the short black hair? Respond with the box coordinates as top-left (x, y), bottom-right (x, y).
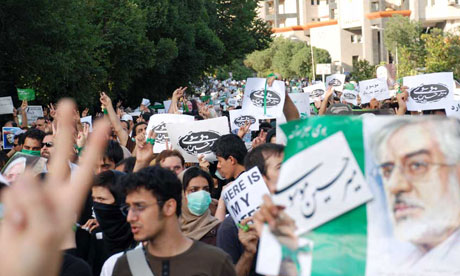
top-left (244, 143), bottom-right (284, 176)
top-left (93, 170), bottom-right (126, 205)
top-left (116, 157), bottom-right (136, 173)
top-left (104, 140), bottom-right (124, 164)
top-left (36, 117), bottom-right (45, 121)
top-left (121, 166), bottom-right (182, 217)
top-left (14, 133), bottom-right (25, 145)
top-left (182, 167), bottom-right (213, 192)
top-left (23, 128), bottom-right (45, 143)
top-left (211, 134), bottom-right (247, 165)
top-left (132, 122), bottom-right (147, 137)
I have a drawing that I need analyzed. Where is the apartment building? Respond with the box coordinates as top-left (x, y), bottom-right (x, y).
top-left (258, 0), bottom-right (460, 73)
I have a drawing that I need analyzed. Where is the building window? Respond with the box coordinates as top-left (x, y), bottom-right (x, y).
top-left (352, 56), bottom-right (359, 65)
top-left (317, 0), bottom-right (320, 4)
top-left (311, 0), bottom-right (315, 5)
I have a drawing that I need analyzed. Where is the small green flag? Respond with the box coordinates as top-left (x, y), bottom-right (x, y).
top-left (17, 88), bottom-right (35, 101)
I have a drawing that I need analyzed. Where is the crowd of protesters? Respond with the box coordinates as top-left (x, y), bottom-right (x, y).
top-left (0, 71), bottom-right (452, 276)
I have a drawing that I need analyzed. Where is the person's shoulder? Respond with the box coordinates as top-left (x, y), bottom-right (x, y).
top-left (191, 241), bottom-right (235, 270)
top-left (112, 251), bottom-right (130, 276)
top-left (60, 253), bottom-right (91, 276)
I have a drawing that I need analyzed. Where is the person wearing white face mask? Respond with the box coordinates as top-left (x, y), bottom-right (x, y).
top-left (179, 167), bottom-right (221, 246)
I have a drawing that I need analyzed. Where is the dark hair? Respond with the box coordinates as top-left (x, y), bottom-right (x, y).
top-left (155, 150), bottom-right (185, 167)
top-left (122, 166), bottom-right (182, 216)
top-left (15, 133), bottom-right (25, 145)
top-left (116, 157), bottom-right (136, 173)
top-left (23, 128), bottom-right (45, 143)
top-left (132, 122), bottom-right (147, 137)
top-left (266, 128), bottom-right (276, 143)
top-left (36, 117), bottom-right (45, 121)
top-left (104, 140), bottom-right (124, 164)
top-left (244, 143), bottom-right (284, 176)
top-left (211, 134), bottom-right (247, 165)
top-left (182, 167), bottom-right (213, 191)
top-left (93, 170), bottom-right (126, 205)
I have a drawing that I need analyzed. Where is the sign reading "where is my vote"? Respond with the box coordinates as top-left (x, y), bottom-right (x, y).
top-left (222, 166), bottom-right (270, 225)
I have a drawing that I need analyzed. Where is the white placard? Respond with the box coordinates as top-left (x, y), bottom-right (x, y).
top-left (146, 114), bottom-right (194, 153)
top-left (288, 93), bottom-right (310, 118)
top-left (222, 166), bottom-right (270, 225)
top-left (256, 225), bottom-right (314, 276)
top-left (163, 100), bottom-right (172, 113)
top-left (229, 109), bottom-right (259, 132)
top-left (358, 78), bottom-right (390, 104)
top-left (26, 105), bottom-right (44, 125)
top-left (0, 96), bottom-right (14, 115)
top-left (326, 74), bottom-right (346, 92)
top-left (80, 116), bottom-right (93, 132)
top-left (404, 72), bottom-right (454, 111)
top-left (242, 78), bottom-right (286, 118)
top-left (167, 116), bottom-right (230, 162)
top-left (316, 64), bottom-right (331, 75)
top-left (341, 89), bottom-right (358, 106)
top-left (273, 131), bottom-right (372, 235)
top-left (304, 82), bottom-right (327, 102)
top-left (445, 101), bottom-right (460, 118)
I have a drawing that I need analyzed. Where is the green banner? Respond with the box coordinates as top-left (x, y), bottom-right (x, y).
top-left (17, 88), bottom-right (36, 101)
top-left (280, 116), bottom-right (367, 276)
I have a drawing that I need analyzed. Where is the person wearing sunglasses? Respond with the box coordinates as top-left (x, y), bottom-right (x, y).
top-left (40, 132), bottom-right (54, 159)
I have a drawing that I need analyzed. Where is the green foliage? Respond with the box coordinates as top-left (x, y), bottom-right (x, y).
top-left (0, 0), bottom-right (272, 108)
top-left (350, 59), bottom-right (375, 82)
top-left (422, 29), bottom-right (460, 78)
top-left (215, 59), bottom-right (255, 81)
top-left (244, 37), bottom-right (331, 79)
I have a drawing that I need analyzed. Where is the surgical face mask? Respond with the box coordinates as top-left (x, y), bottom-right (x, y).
top-left (215, 170), bottom-right (226, 181)
top-left (21, 149), bottom-right (41, 156)
top-left (187, 190), bottom-right (212, 216)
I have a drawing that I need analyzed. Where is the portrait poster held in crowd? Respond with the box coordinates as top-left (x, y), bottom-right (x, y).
top-left (167, 116), bottom-right (230, 163)
top-left (364, 116), bottom-right (460, 276)
top-left (2, 127), bottom-right (22, 150)
top-left (0, 96), bottom-right (14, 115)
top-left (341, 85), bottom-right (359, 106)
top-left (404, 72), bottom-right (454, 111)
top-left (1, 152), bottom-right (47, 184)
top-left (304, 82), bottom-right (326, 102)
top-left (288, 93), bottom-right (310, 119)
top-left (146, 114), bottom-right (194, 153)
top-left (222, 166), bottom-right (270, 225)
top-left (80, 116), bottom-right (93, 132)
top-left (358, 78), bottom-right (390, 104)
top-left (257, 116), bottom-right (460, 276)
top-left (241, 78), bottom-right (286, 118)
top-left (325, 74), bottom-right (346, 92)
top-left (229, 109), bottom-right (259, 132)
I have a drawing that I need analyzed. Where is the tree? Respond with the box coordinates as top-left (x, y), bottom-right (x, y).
top-left (350, 59), bottom-right (375, 82)
top-left (244, 37), bottom-right (331, 79)
top-left (215, 59), bottom-right (255, 81)
top-left (422, 29), bottom-right (460, 79)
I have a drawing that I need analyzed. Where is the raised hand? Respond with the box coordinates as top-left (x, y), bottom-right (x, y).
top-left (237, 121), bottom-right (251, 139)
top-left (0, 99), bottom-right (110, 276)
top-left (99, 92), bottom-right (112, 109)
top-left (252, 129), bottom-right (267, 148)
top-left (81, 108), bottom-right (89, 118)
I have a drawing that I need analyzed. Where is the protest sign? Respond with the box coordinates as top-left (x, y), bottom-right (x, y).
top-left (17, 88), bottom-right (36, 101)
top-left (341, 88), bottom-right (358, 106)
top-left (163, 100), bottom-right (172, 112)
top-left (241, 78), bottom-right (286, 118)
top-left (288, 93), bottom-right (310, 119)
top-left (167, 116), bottom-right (229, 162)
top-left (80, 116), bottom-right (93, 132)
top-left (229, 109), bottom-right (259, 132)
top-left (146, 114), bottom-right (194, 153)
top-left (364, 116), bottom-right (460, 275)
top-left (303, 82), bottom-right (326, 102)
top-left (26, 105), bottom-right (44, 125)
top-left (273, 116), bottom-right (368, 275)
top-left (2, 127), bottom-right (22, 150)
top-left (0, 96), bottom-right (14, 115)
top-left (404, 72), bottom-right (454, 111)
top-left (221, 166), bottom-right (270, 225)
top-left (358, 78), bottom-right (390, 104)
top-left (273, 131), bottom-right (372, 235)
top-left (257, 225), bottom-right (313, 276)
top-left (1, 152), bottom-right (47, 183)
top-left (326, 74), bottom-right (346, 92)
top-left (445, 101), bottom-right (460, 118)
